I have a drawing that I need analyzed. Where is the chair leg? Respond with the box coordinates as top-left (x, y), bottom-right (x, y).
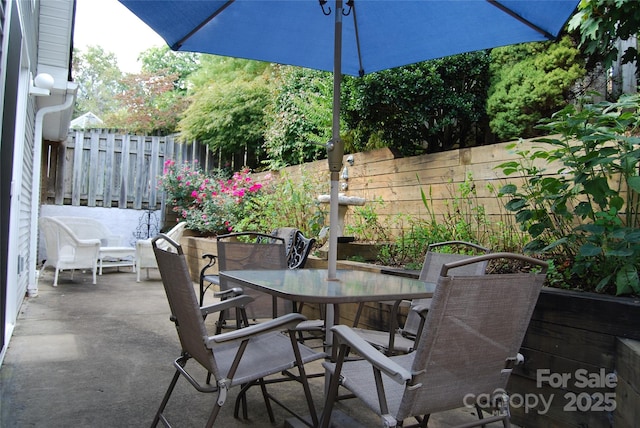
top-left (320, 343), bottom-right (349, 428)
top-left (204, 401), bottom-right (223, 428)
top-left (53, 268), bottom-right (60, 287)
top-left (259, 379), bottom-right (276, 423)
top-left (288, 332), bottom-right (319, 427)
top-left (151, 368), bottom-right (182, 428)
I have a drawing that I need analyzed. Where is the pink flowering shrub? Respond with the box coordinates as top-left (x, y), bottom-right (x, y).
top-left (159, 159), bottom-right (267, 234)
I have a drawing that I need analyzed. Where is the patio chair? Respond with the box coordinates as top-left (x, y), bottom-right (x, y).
top-left (352, 241), bottom-right (489, 355)
top-left (320, 252), bottom-right (547, 428)
top-left (39, 216), bottom-right (101, 287)
top-left (151, 234), bottom-right (325, 427)
top-left (271, 227), bottom-right (316, 269)
top-left (135, 221), bottom-right (186, 282)
top-left (215, 232), bottom-right (292, 326)
top-left (199, 228), bottom-right (315, 306)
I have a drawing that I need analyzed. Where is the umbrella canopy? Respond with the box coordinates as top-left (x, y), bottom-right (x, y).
top-left (119, 0), bottom-right (579, 279)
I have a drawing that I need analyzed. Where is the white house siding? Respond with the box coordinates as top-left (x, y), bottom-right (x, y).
top-left (1, 0), bottom-right (75, 366)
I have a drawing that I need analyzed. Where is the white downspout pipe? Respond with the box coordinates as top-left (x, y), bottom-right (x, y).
top-left (27, 87), bottom-right (76, 297)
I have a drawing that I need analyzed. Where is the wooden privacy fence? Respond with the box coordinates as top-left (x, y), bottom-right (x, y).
top-left (43, 130), bottom-right (557, 241)
top-left (41, 130), bottom-right (216, 209)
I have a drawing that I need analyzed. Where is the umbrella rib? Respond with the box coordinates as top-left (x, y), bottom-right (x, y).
top-left (350, 1), bottom-right (365, 76)
top-left (487, 0), bottom-right (557, 40)
top-left (172, 0), bottom-right (236, 50)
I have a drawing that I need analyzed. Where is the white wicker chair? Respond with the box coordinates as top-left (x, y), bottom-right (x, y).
top-left (135, 222), bottom-right (186, 282)
top-left (39, 217), bottom-right (101, 287)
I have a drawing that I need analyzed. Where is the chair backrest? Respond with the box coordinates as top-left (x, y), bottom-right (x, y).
top-left (152, 234), bottom-right (219, 377)
top-left (53, 216), bottom-right (122, 246)
top-left (217, 232), bottom-right (290, 319)
top-left (402, 241), bottom-right (490, 336)
top-left (396, 253), bottom-right (547, 420)
top-left (271, 227), bottom-right (315, 269)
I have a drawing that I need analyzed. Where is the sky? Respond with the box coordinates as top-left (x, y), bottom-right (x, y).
top-left (73, 0), bottom-right (166, 73)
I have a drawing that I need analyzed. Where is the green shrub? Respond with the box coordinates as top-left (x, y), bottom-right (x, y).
top-left (496, 95), bottom-right (640, 295)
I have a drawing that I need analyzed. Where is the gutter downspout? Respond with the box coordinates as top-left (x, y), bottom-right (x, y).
top-left (27, 85), bottom-right (76, 297)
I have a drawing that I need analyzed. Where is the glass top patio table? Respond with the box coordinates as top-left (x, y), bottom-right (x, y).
top-left (221, 268), bottom-right (436, 410)
top-left (219, 268), bottom-right (435, 304)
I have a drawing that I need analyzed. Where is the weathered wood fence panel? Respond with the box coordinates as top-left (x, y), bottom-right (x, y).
top-left (42, 130), bottom-right (215, 209)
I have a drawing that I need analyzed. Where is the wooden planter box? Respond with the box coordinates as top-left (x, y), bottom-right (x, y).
top-left (508, 288), bottom-right (640, 428)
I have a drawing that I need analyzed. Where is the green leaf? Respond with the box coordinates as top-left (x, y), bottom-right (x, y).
top-left (542, 237), bottom-right (567, 252)
top-left (498, 184), bottom-right (518, 195)
top-left (615, 264), bottom-right (639, 296)
top-left (515, 210), bottom-right (533, 223)
top-left (610, 195), bottom-right (624, 211)
top-left (523, 239), bottom-right (547, 253)
top-left (505, 198), bottom-right (527, 211)
top-left (528, 223), bottom-right (546, 238)
top-left (574, 202), bottom-right (593, 217)
top-left (578, 242), bottom-right (602, 257)
top-left (627, 176), bottom-right (640, 193)
top-left (595, 275), bottom-right (612, 293)
top-left (583, 177), bottom-right (611, 207)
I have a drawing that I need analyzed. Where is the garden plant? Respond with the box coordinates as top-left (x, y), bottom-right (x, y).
top-left (497, 94), bottom-right (640, 296)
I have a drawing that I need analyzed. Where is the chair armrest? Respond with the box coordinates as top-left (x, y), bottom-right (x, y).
top-left (200, 295), bottom-right (254, 317)
top-left (202, 275), bottom-right (220, 286)
top-left (331, 324), bottom-right (412, 384)
top-left (411, 303), bottom-right (430, 317)
top-left (75, 238), bottom-right (102, 248)
top-left (207, 313), bottom-right (308, 345)
top-left (213, 287), bottom-right (244, 298)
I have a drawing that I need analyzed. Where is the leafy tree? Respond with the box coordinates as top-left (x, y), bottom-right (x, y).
top-left (139, 46), bottom-right (200, 91)
top-left (263, 66), bottom-right (332, 169)
top-left (487, 37), bottom-right (586, 141)
top-left (106, 71), bottom-right (189, 135)
top-left (103, 47), bottom-right (199, 135)
top-left (178, 56), bottom-right (272, 168)
top-left (72, 45), bottom-right (123, 120)
top-left (569, 0), bottom-right (640, 68)
top-left (342, 52), bottom-right (491, 156)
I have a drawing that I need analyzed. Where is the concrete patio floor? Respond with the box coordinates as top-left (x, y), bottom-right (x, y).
top-left (1, 267), bottom-right (515, 427)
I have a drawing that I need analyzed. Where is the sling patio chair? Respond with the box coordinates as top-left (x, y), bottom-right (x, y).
top-left (150, 234), bottom-right (325, 428)
top-left (199, 228), bottom-right (315, 306)
top-left (352, 241), bottom-right (490, 356)
top-left (320, 252), bottom-right (548, 428)
top-left (215, 232), bottom-right (292, 325)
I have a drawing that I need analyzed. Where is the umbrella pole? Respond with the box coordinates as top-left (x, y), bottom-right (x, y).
top-left (324, 1), bottom-right (344, 374)
top-left (327, 0), bottom-right (344, 282)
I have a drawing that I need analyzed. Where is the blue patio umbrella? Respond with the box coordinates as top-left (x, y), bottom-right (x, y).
top-left (119, 0), bottom-right (579, 280)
